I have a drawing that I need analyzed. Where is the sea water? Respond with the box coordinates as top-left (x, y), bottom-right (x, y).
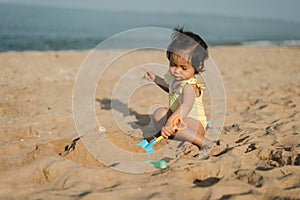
top-left (1, 3), bottom-right (300, 52)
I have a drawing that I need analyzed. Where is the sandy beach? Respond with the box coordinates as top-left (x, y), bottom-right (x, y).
top-left (0, 46), bottom-right (299, 199)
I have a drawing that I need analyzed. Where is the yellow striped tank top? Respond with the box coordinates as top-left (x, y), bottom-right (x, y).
top-left (164, 71), bottom-right (207, 129)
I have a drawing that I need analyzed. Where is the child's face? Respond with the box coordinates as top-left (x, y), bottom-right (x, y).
top-left (169, 54), bottom-right (195, 81)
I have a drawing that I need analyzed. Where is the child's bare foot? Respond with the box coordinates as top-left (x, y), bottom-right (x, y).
top-left (195, 139), bottom-right (217, 160)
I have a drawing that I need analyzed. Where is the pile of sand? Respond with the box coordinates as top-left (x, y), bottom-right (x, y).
top-left (0, 47), bottom-right (299, 199)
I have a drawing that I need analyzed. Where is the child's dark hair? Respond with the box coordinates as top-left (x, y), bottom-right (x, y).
top-left (166, 27), bottom-right (208, 73)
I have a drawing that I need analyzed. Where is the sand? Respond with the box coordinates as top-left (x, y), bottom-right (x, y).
top-left (0, 46), bottom-right (299, 199)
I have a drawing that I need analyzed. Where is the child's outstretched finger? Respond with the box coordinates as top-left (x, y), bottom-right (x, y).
top-left (141, 68), bottom-right (149, 79)
top-left (141, 68), bottom-right (155, 81)
top-left (142, 67), bottom-right (149, 73)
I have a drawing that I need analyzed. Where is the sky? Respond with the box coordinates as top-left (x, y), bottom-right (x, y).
top-left (0, 0), bottom-right (299, 23)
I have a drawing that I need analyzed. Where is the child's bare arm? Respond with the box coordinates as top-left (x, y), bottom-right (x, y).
top-left (142, 69), bottom-right (169, 92)
top-left (161, 84), bottom-right (197, 138)
top-left (154, 76), bottom-right (169, 92)
top-left (171, 84), bottom-right (196, 119)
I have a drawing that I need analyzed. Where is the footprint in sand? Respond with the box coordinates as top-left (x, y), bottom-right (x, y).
top-left (256, 147), bottom-right (299, 167)
top-left (234, 169), bottom-right (264, 188)
top-left (224, 124), bottom-right (241, 133)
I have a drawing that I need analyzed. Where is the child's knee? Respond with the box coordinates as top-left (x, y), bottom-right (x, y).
top-left (152, 107), bottom-right (168, 122)
top-left (183, 117), bottom-right (205, 134)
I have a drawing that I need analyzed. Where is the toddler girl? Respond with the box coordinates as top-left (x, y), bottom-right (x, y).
top-left (143, 27), bottom-right (215, 159)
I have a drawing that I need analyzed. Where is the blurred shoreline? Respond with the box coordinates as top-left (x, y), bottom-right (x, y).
top-left (1, 3), bottom-right (300, 52)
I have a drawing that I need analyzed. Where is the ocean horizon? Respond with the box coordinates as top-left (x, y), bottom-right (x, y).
top-left (1, 3), bottom-right (300, 52)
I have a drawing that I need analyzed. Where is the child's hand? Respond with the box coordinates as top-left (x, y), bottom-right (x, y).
top-left (161, 121), bottom-right (176, 139)
top-left (142, 68), bottom-right (156, 82)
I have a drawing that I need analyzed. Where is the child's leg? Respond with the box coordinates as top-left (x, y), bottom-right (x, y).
top-left (172, 117), bottom-right (216, 159)
top-left (152, 107), bottom-right (171, 131)
top-left (148, 110), bottom-right (207, 148)
top-left (144, 107), bottom-right (171, 139)
top-left (172, 117), bottom-right (206, 148)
